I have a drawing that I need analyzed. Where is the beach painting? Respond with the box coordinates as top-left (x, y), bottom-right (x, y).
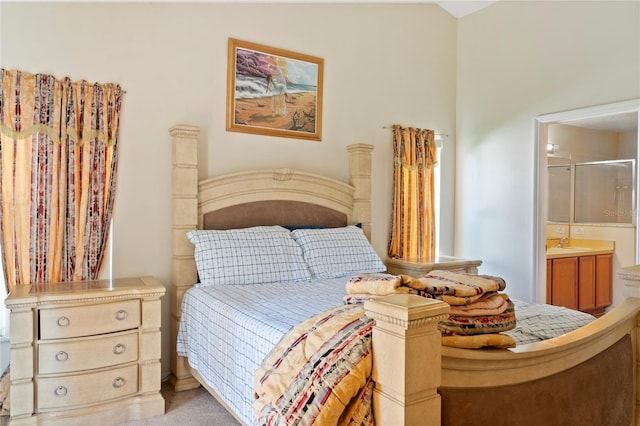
top-left (226, 38), bottom-right (324, 141)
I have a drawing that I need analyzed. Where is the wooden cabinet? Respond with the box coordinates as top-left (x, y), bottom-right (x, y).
top-left (547, 254), bottom-right (612, 316)
top-left (5, 276), bottom-right (166, 425)
top-left (578, 255), bottom-right (596, 312)
top-left (595, 254), bottom-right (613, 309)
top-left (550, 256), bottom-right (579, 310)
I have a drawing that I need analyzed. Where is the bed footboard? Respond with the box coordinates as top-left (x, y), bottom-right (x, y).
top-left (367, 294), bottom-right (640, 425)
top-left (441, 334), bottom-right (633, 425)
top-left (440, 296), bottom-right (640, 426)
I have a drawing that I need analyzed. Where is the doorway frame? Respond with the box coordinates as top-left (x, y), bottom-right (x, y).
top-left (534, 98), bottom-right (640, 303)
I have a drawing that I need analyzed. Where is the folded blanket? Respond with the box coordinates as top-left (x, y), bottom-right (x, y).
top-left (342, 272), bottom-right (516, 348)
top-left (449, 293), bottom-right (510, 316)
top-left (346, 273), bottom-right (409, 295)
top-left (345, 288), bottom-right (487, 307)
top-left (439, 298), bottom-right (516, 336)
top-left (401, 270), bottom-right (507, 298)
top-left (442, 333), bottom-right (516, 349)
top-left (414, 290), bottom-right (484, 306)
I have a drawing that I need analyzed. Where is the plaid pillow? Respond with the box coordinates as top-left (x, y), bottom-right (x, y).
top-left (291, 225), bottom-right (385, 279)
top-left (187, 226), bottom-right (312, 285)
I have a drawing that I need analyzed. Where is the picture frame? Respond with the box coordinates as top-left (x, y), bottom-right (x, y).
top-left (226, 38), bottom-right (324, 141)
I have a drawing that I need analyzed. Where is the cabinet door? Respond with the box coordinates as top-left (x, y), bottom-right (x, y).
top-left (578, 256), bottom-right (596, 312)
top-left (551, 257), bottom-right (578, 310)
top-left (595, 254), bottom-right (613, 308)
top-left (546, 259), bottom-right (552, 304)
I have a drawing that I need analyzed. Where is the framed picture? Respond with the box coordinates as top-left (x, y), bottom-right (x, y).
top-left (226, 38), bottom-right (324, 141)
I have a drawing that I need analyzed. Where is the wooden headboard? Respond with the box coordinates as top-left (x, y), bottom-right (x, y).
top-left (167, 124), bottom-right (374, 391)
top-left (202, 200), bottom-right (348, 230)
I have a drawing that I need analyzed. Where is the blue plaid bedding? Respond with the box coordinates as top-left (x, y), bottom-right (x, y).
top-left (177, 281), bottom-right (595, 425)
top-left (176, 278), bottom-right (349, 425)
top-left (504, 299), bottom-right (595, 344)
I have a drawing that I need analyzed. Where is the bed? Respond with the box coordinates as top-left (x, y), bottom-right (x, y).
top-left (168, 124), bottom-right (640, 425)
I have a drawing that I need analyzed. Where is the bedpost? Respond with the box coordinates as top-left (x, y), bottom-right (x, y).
top-left (364, 294), bottom-right (450, 425)
top-left (347, 143), bottom-right (373, 239)
top-left (168, 124), bottom-right (201, 392)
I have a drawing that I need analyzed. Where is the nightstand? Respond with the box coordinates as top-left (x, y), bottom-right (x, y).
top-left (5, 276), bottom-right (166, 425)
top-left (385, 255), bottom-right (483, 277)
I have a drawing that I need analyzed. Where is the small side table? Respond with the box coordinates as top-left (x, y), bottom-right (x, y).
top-left (385, 255), bottom-right (483, 277)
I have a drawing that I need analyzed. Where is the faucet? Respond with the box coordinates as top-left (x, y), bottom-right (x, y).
top-left (556, 237), bottom-right (569, 248)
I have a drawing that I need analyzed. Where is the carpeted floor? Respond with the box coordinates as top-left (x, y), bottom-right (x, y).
top-left (119, 381), bottom-right (240, 426)
top-left (0, 381), bottom-right (240, 426)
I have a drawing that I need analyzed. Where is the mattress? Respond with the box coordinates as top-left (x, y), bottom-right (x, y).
top-left (177, 279), bottom-right (595, 425)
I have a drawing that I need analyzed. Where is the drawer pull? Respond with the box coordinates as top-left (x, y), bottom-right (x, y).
top-left (54, 386), bottom-right (68, 397)
top-left (56, 316), bottom-right (70, 327)
top-left (113, 343), bottom-right (126, 355)
top-left (115, 310), bottom-right (128, 321)
top-left (55, 351), bottom-right (68, 362)
top-left (112, 377), bottom-right (126, 388)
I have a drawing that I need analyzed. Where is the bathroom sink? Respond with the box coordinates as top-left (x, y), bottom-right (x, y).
top-left (546, 246), bottom-right (593, 255)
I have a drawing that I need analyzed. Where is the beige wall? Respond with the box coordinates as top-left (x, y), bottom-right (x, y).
top-left (3, 0), bottom-right (638, 381)
top-left (456, 1), bottom-right (640, 302)
top-left (549, 124), bottom-right (624, 163)
top-left (0, 2), bottom-right (458, 379)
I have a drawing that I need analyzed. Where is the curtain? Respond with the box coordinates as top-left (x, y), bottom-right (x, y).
top-left (0, 69), bottom-right (123, 292)
top-left (388, 125), bottom-right (438, 260)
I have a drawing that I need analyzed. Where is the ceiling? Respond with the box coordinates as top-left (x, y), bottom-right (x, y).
top-left (435, 1), bottom-right (497, 18)
top-left (204, 1), bottom-right (498, 18)
top-left (564, 112), bottom-right (639, 133)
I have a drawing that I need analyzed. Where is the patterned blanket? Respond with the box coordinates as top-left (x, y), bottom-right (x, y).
top-left (254, 304), bottom-right (374, 426)
top-left (253, 272), bottom-right (518, 424)
top-left (345, 272), bottom-right (517, 348)
top-left (400, 270), bottom-right (507, 302)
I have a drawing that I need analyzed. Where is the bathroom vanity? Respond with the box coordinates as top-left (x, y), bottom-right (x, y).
top-left (546, 240), bottom-right (614, 316)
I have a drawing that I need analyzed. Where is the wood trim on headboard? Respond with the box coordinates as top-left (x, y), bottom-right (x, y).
top-left (167, 124), bottom-right (374, 391)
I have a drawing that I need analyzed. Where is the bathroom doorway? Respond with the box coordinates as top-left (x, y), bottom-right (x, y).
top-left (535, 99), bottom-right (640, 308)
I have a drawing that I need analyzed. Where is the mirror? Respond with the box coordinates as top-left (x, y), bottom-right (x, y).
top-left (548, 164), bottom-right (571, 223)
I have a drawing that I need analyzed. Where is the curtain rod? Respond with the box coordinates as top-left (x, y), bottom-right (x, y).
top-left (382, 125), bottom-right (447, 138)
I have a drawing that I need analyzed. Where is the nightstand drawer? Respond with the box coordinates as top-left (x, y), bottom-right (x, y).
top-left (39, 331), bottom-right (138, 374)
top-left (40, 300), bottom-right (140, 339)
top-left (37, 364), bottom-right (138, 410)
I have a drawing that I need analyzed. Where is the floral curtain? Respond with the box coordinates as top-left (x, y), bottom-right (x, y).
top-left (388, 125), bottom-right (438, 260)
top-left (0, 69), bottom-right (123, 292)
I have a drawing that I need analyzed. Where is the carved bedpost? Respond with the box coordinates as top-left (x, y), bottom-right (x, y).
top-left (347, 143), bottom-right (373, 239)
top-left (364, 295), bottom-right (450, 425)
top-left (168, 124), bottom-right (201, 392)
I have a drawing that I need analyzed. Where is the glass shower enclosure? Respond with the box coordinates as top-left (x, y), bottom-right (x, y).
top-left (574, 159), bottom-right (635, 224)
top-left (548, 159), bottom-right (636, 225)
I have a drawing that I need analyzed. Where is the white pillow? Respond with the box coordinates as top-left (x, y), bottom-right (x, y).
top-left (291, 225), bottom-right (386, 279)
top-left (187, 226), bottom-right (312, 285)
